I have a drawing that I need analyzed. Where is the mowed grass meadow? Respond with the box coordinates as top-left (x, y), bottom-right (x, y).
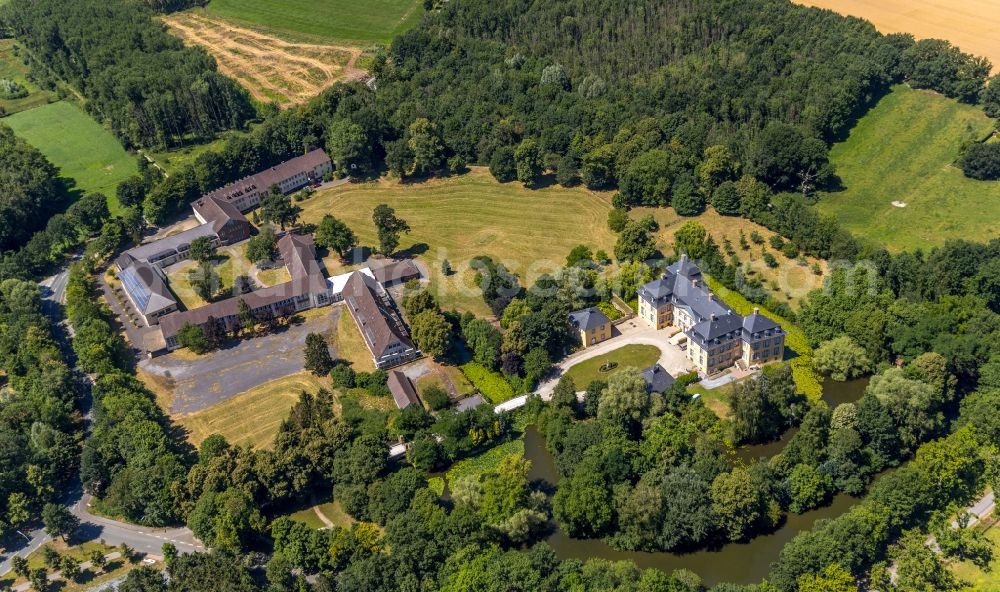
top-left (204, 0), bottom-right (424, 44)
top-left (300, 168), bottom-right (618, 317)
top-left (3, 101), bottom-right (137, 212)
top-left (817, 85), bottom-right (1000, 252)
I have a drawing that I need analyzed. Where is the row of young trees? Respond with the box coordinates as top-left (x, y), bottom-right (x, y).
top-left (0, 0), bottom-right (254, 149)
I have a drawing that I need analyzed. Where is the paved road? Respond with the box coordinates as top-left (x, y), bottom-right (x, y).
top-left (1, 267), bottom-right (204, 578)
top-left (140, 308), bottom-right (339, 414)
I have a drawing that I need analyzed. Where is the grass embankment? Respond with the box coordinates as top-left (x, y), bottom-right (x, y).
top-left (288, 500), bottom-right (354, 530)
top-left (301, 168), bottom-right (617, 316)
top-left (3, 101), bottom-right (136, 212)
top-left (817, 85), bottom-right (1000, 251)
top-left (445, 439), bottom-right (525, 485)
top-left (703, 275), bottom-right (822, 402)
top-left (0, 39), bottom-right (56, 115)
top-left (176, 371), bottom-right (329, 449)
top-left (948, 513), bottom-right (1000, 589)
top-left (204, 0), bottom-right (424, 44)
top-left (147, 135), bottom-right (230, 175)
top-left (563, 344), bottom-right (661, 388)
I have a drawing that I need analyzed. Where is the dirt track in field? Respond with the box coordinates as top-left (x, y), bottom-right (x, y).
top-left (163, 12), bottom-right (367, 107)
top-left (795, 0), bottom-right (1000, 72)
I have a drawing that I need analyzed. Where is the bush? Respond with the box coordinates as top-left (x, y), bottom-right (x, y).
top-left (768, 235), bottom-right (784, 249)
top-left (763, 252), bottom-right (778, 268)
top-left (0, 78), bottom-right (29, 99)
top-left (422, 385), bottom-right (451, 411)
top-left (961, 142), bottom-right (1000, 180)
top-left (607, 208), bottom-right (629, 232)
top-left (461, 362), bottom-right (515, 404)
top-left (780, 241), bottom-right (799, 258)
top-left (331, 363), bottom-right (356, 388)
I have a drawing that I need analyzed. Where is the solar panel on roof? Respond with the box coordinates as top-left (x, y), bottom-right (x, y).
top-left (119, 266), bottom-right (153, 312)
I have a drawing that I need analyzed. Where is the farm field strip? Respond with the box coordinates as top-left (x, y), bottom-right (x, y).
top-left (794, 0), bottom-right (1000, 73)
top-left (203, 0), bottom-right (424, 45)
top-left (164, 12), bottom-right (364, 107)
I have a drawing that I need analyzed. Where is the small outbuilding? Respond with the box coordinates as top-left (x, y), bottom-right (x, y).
top-left (568, 307), bottom-right (612, 348)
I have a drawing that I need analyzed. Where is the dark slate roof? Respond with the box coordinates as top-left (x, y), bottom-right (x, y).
top-left (642, 364), bottom-right (675, 393)
top-left (115, 223), bottom-right (218, 269)
top-left (743, 308), bottom-right (782, 335)
top-left (639, 278), bottom-right (674, 304)
top-left (119, 261), bottom-right (177, 315)
top-left (388, 371), bottom-right (420, 409)
top-left (689, 312), bottom-right (744, 346)
top-left (568, 307), bottom-right (611, 331)
top-left (373, 260), bottom-right (421, 285)
top-left (343, 272), bottom-right (414, 358)
top-left (667, 254), bottom-right (702, 278)
top-left (671, 275), bottom-right (733, 323)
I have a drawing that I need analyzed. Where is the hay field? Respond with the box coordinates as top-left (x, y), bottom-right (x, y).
top-left (300, 168), bottom-right (618, 317)
top-left (164, 12), bottom-right (364, 107)
top-left (795, 0), bottom-right (1000, 71)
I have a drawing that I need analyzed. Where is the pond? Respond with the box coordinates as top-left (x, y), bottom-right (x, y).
top-left (735, 376), bottom-right (871, 463)
top-left (523, 377), bottom-right (875, 588)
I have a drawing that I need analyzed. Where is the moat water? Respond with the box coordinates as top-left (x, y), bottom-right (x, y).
top-left (522, 376), bottom-right (872, 587)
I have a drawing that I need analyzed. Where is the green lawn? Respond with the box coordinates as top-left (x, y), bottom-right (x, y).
top-left (3, 101), bottom-right (136, 212)
top-left (204, 0), bottom-right (424, 44)
top-left (563, 344), bottom-right (661, 388)
top-left (147, 135), bottom-right (230, 175)
top-left (0, 39), bottom-right (56, 115)
top-left (817, 84), bottom-right (1000, 252)
top-left (302, 168), bottom-right (617, 316)
top-left (948, 515), bottom-right (1000, 589)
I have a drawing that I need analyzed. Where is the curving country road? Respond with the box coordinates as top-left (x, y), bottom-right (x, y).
top-left (1, 267), bottom-right (205, 578)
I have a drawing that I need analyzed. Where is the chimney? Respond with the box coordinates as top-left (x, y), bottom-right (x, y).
top-left (710, 313), bottom-right (717, 321)
top-left (680, 254), bottom-right (687, 263)
top-left (753, 307), bottom-right (760, 315)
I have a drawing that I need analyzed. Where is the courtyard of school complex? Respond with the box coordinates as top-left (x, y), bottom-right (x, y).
top-left (108, 149), bottom-right (787, 421)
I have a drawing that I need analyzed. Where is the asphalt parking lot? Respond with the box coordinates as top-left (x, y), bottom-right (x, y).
top-left (139, 308), bottom-right (339, 414)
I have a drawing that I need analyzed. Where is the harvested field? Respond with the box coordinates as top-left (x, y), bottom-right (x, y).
top-left (795, 0), bottom-right (1000, 72)
top-left (163, 12), bottom-right (365, 107)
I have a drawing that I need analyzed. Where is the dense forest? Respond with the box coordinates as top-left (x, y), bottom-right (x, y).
top-left (0, 279), bottom-right (81, 544)
top-left (3, 0), bottom-right (1000, 589)
top-left (0, 125), bottom-right (66, 251)
top-left (0, 0), bottom-right (254, 148)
